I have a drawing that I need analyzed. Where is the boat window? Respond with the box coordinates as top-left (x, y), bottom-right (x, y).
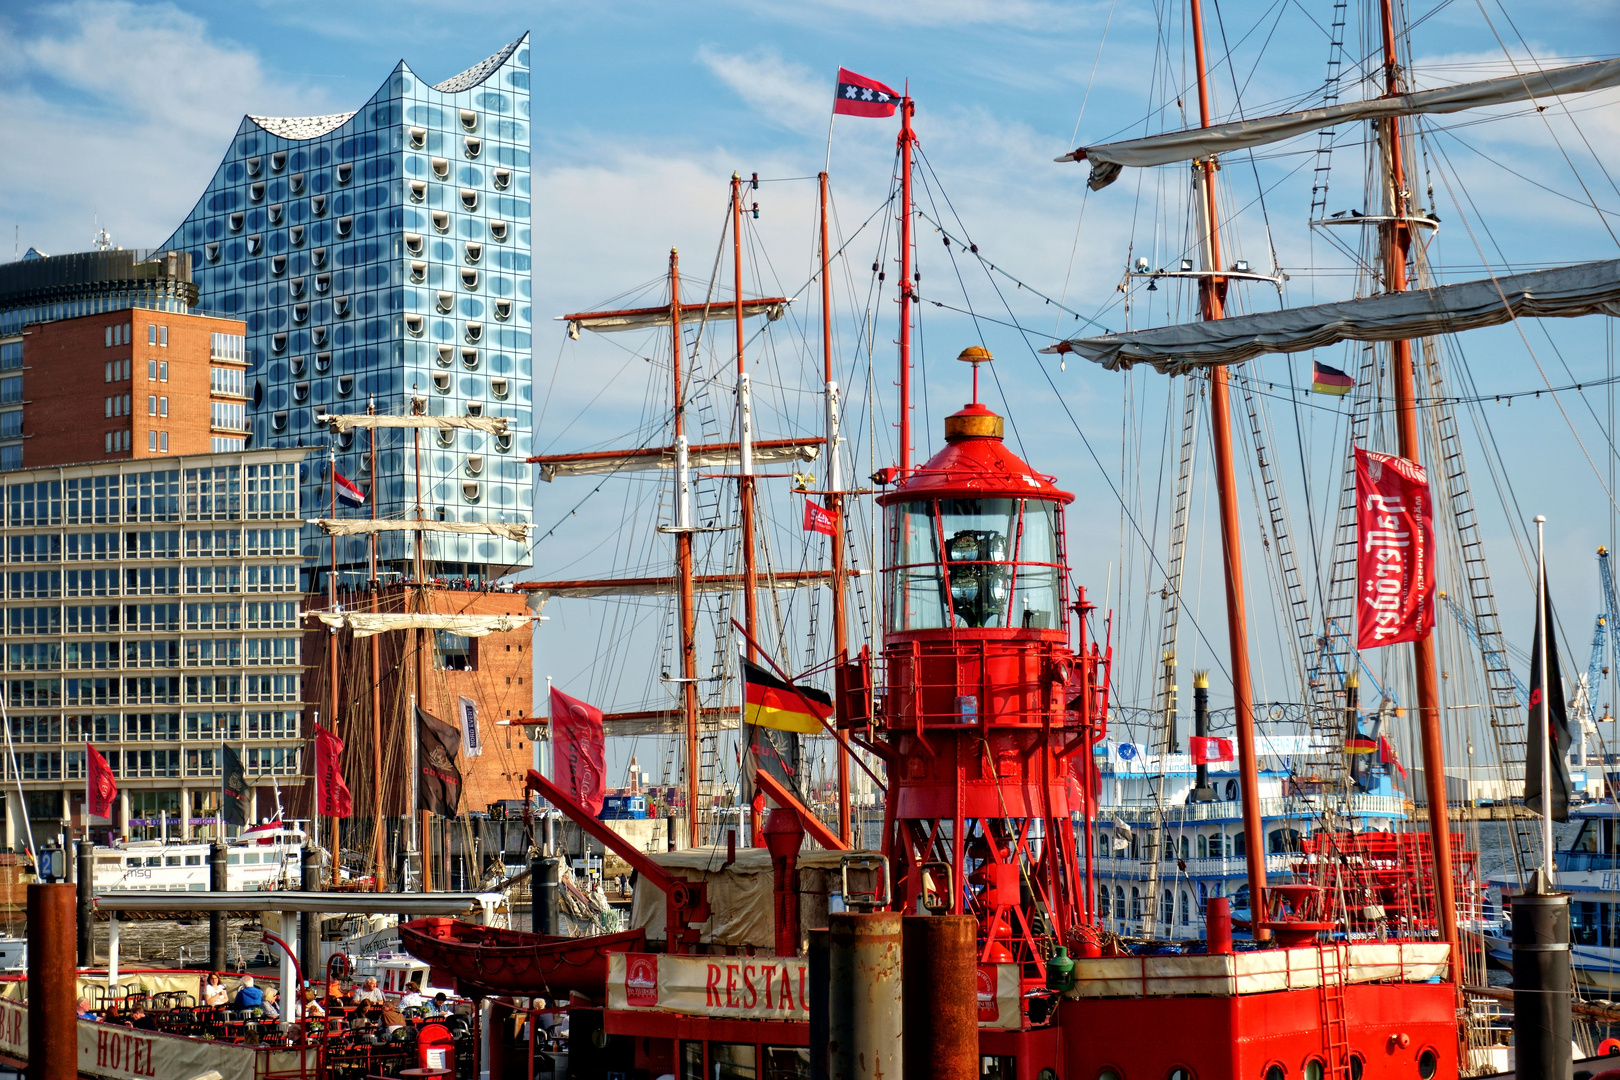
top-left (681, 1041), bottom-right (704, 1080)
top-left (884, 498), bottom-right (1064, 631)
top-left (1349, 1055), bottom-right (1364, 1080)
top-left (125, 858), bottom-right (141, 868)
top-left (1096, 1070), bottom-right (1122, 1080)
top-left (166, 856), bottom-right (182, 866)
top-left (185, 855), bottom-right (202, 866)
top-left (1264, 1065), bottom-right (1285, 1080)
top-left (1417, 1049), bottom-right (1437, 1080)
top-left (1168, 1070), bottom-right (1194, 1080)
top-left (765, 1047), bottom-right (809, 1080)
top-left (1573, 819), bottom-right (1601, 852)
top-left (981, 1058), bottom-right (1016, 1080)
top-left (228, 854), bottom-right (241, 865)
top-left (243, 852), bottom-right (261, 864)
top-left (1303, 1061), bottom-right (1322, 1080)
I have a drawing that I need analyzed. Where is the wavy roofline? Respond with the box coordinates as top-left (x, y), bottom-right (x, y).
top-left (433, 34), bottom-right (528, 93)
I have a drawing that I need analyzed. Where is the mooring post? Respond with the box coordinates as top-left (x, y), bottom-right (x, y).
top-left (1512, 871), bottom-right (1571, 1080)
top-left (808, 928), bottom-right (830, 1080)
top-left (209, 840), bottom-right (228, 968)
top-left (76, 839), bottom-right (94, 966)
top-left (828, 911), bottom-right (902, 1080)
top-left (902, 914), bottom-right (976, 1080)
top-left (29, 883), bottom-right (76, 1080)
top-left (300, 844), bottom-right (320, 985)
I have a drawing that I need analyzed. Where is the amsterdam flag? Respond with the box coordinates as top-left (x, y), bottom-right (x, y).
top-left (1312, 361), bottom-right (1355, 396)
top-left (1525, 578), bottom-right (1573, 822)
top-left (416, 706), bottom-right (464, 817)
top-left (833, 68), bottom-right (900, 118)
top-left (743, 660), bottom-right (832, 735)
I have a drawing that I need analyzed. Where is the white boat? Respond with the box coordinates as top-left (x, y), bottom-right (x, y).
top-left (91, 821), bottom-right (306, 893)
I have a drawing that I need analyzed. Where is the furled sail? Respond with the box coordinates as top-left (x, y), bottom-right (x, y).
top-left (534, 438), bottom-right (821, 482)
top-left (1045, 260), bottom-right (1620, 373)
top-left (1058, 58), bottom-right (1620, 190)
top-left (312, 612), bottom-right (527, 638)
top-left (560, 298), bottom-right (790, 338)
top-left (317, 413), bottom-right (511, 434)
top-left (521, 569), bottom-right (852, 609)
top-left (312, 518), bottom-right (530, 542)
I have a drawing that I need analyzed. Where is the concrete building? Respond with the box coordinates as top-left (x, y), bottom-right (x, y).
top-left (0, 447), bottom-right (308, 848)
top-left (155, 35), bottom-right (535, 583)
top-left (0, 249), bottom-right (249, 468)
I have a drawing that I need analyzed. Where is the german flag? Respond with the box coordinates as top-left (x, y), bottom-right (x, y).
top-left (743, 660), bottom-right (832, 734)
top-left (1345, 736), bottom-right (1377, 754)
top-left (1312, 360), bottom-right (1355, 396)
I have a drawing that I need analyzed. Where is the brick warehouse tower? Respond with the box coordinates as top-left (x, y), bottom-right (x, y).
top-left (156, 36), bottom-right (535, 585)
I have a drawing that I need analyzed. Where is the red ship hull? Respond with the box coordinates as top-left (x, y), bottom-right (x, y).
top-left (399, 917), bottom-right (645, 997)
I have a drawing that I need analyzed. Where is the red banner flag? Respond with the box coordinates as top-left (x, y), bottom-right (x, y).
top-left (833, 68), bottom-right (900, 118)
top-left (315, 724), bottom-right (353, 818)
top-left (86, 743), bottom-right (117, 819)
top-left (551, 687), bottom-right (607, 816)
top-left (1188, 736), bottom-right (1234, 764)
top-left (802, 499), bottom-right (837, 536)
top-left (1355, 447), bottom-right (1435, 649)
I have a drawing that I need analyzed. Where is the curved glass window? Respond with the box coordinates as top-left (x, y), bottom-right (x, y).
top-left (884, 497), bottom-right (1063, 631)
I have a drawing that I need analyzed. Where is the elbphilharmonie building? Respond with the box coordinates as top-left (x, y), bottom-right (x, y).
top-left (157, 35), bottom-right (534, 581)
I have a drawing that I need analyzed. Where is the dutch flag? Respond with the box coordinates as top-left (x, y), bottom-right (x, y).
top-left (334, 470), bottom-right (366, 509)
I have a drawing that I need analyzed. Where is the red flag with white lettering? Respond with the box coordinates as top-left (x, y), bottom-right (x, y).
top-left (1355, 447), bottom-right (1435, 650)
top-left (551, 687), bottom-right (606, 816)
top-left (87, 743), bottom-right (117, 819)
top-left (803, 499), bottom-right (837, 536)
top-left (315, 724), bottom-right (352, 818)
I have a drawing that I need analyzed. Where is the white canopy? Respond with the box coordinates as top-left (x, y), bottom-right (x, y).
top-left (312, 612), bottom-right (527, 637)
top-left (562, 298), bottom-right (790, 338)
top-left (537, 440), bottom-right (820, 482)
top-left (312, 518), bottom-right (530, 542)
top-left (318, 413), bottom-right (510, 434)
top-left (1045, 260), bottom-right (1620, 373)
top-left (1060, 58), bottom-right (1620, 190)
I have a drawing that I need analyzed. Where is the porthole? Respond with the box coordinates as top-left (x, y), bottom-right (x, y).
top-left (1416, 1049), bottom-right (1437, 1080)
top-left (1097, 1070), bottom-right (1122, 1080)
top-left (1348, 1056), bottom-right (1363, 1080)
top-left (1303, 1061), bottom-right (1322, 1080)
top-left (1168, 1070), bottom-right (1193, 1080)
top-left (1264, 1066), bottom-right (1285, 1080)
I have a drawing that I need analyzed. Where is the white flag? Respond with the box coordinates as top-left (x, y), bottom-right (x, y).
top-left (458, 695), bottom-right (482, 758)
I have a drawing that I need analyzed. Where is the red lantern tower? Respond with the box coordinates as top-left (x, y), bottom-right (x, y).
top-left (866, 347), bottom-right (1110, 985)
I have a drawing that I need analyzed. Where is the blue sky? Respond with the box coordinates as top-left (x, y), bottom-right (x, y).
top-left (3, 0), bottom-right (1619, 790)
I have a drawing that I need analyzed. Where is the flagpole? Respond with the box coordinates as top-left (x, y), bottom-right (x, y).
top-left (1536, 514), bottom-right (1554, 885)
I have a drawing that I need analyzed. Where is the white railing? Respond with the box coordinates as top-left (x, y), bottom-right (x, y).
top-left (1099, 793), bottom-right (1407, 825)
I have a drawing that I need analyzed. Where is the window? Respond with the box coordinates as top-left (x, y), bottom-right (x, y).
top-left (160, 397), bottom-right (168, 417)
top-left (432, 211), bottom-right (450, 233)
top-left (148, 395), bottom-right (157, 416)
top-left (209, 333), bottom-right (245, 362)
top-left (159, 432), bottom-right (168, 452)
top-left (0, 412), bottom-right (20, 439)
top-left (460, 188), bottom-right (478, 211)
top-left (464, 137), bottom-right (481, 158)
top-left (148, 431), bottom-right (157, 452)
top-left (160, 362), bottom-right (167, 382)
top-left (436, 632), bottom-right (474, 671)
top-left (106, 327), bottom-right (113, 348)
top-left (336, 215), bottom-right (352, 237)
top-left (0, 342), bottom-right (21, 369)
top-left (159, 326), bottom-right (167, 347)
top-left (147, 324), bottom-right (157, 345)
top-left (492, 171), bottom-right (511, 191)
top-left (432, 157), bottom-right (450, 179)
top-left (461, 268), bottom-right (478, 290)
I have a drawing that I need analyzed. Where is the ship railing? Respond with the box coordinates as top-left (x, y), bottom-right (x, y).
top-left (1099, 794), bottom-right (1408, 824)
top-left (1091, 852), bottom-right (1298, 877)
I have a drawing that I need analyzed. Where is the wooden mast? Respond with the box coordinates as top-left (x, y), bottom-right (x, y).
top-left (821, 170), bottom-right (852, 845)
top-left (368, 399), bottom-right (385, 890)
top-left (327, 449), bottom-right (340, 887)
top-left (1377, 0), bottom-right (1459, 953)
top-left (732, 176), bottom-right (759, 664)
top-left (412, 393), bottom-right (431, 890)
top-left (897, 94), bottom-right (916, 475)
top-left (670, 249), bottom-right (701, 848)
top-left (1188, 0), bottom-right (1269, 937)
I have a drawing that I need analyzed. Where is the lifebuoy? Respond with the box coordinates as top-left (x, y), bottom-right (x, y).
top-left (1598, 1036), bottom-right (1620, 1056)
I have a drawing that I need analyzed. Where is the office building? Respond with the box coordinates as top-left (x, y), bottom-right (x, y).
top-left (155, 35), bottom-right (536, 583)
top-left (0, 447), bottom-right (308, 847)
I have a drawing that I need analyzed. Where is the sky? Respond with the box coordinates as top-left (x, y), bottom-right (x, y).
top-left (3, 0), bottom-right (1619, 794)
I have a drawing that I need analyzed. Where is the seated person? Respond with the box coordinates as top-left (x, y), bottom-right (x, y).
top-left (351, 976), bottom-right (384, 1004)
top-left (76, 998), bottom-right (96, 1020)
top-left (398, 981), bottom-right (426, 1010)
top-left (201, 973), bottom-right (229, 1008)
top-left (380, 1004), bottom-right (407, 1034)
top-left (300, 989), bottom-right (325, 1018)
top-left (233, 976), bottom-right (265, 1012)
top-left (430, 992), bottom-right (450, 1016)
top-left (348, 1004), bottom-right (376, 1032)
top-left (261, 987), bottom-right (281, 1020)
top-left (126, 1006), bottom-right (157, 1031)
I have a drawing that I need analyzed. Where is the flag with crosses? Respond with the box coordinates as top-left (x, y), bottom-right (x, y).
top-left (834, 67), bottom-right (900, 117)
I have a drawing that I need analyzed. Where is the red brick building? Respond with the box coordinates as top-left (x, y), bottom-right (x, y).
top-left (3, 308), bottom-right (248, 468)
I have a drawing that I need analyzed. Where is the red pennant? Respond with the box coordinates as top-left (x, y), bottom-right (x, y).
top-left (87, 743), bottom-right (118, 819)
top-left (1355, 448), bottom-right (1435, 649)
top-left (551, 687), bottom-right (606, 816)
top-left (315, 724), bottom-right (353, 818)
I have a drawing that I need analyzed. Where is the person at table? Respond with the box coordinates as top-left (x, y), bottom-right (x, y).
top-left (126, 1006), bottom-right (157, 1031)
top-left (381, 1004), bottom-right (407, 1034)
top-left (300, 989), bottom-right (325, 1019)
top-left (430, 992), bottom-right (450, 1016)
top-left (202, 973), bottom-right (228, 1008)
top-left (234, 975), bottom-right (265, 1012)
top-left (323, 982), bottom-right (347, 1010)
top-left (349, 1005), bottom-right (376, 1035)
top-left (76, 998), bottom-right (97, 1020)
top-left (261, 987), bottom-right (281, 1021)
top-left (352, 976), bottom-right (384, 1004)
top-left (399, 981), bottom-right (426, 1010)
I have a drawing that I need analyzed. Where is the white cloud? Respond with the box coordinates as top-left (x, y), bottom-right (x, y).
top-left (697, 45), bottom-right (827, 136)
top-left (0, 1), bottom-right (332, 254)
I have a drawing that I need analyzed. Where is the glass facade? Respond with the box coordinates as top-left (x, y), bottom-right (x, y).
top-left (0, 448), bottom-right (307, 838)
top-left (156, 36), bottom-right (534, 577)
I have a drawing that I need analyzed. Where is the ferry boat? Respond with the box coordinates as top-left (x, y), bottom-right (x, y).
top-left (91, 821), bottom-right (306, 893)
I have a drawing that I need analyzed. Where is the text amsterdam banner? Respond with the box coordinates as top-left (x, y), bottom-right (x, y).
top-left (1355, 448), bottom-right (1435, 650)
top-left (606, 954), bottom-right (1020, 1028)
